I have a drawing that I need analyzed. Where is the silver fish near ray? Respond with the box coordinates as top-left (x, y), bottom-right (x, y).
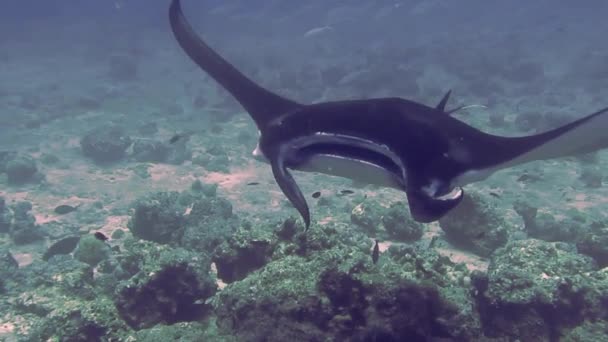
top-left (169, 0), bottom-right (608, 230)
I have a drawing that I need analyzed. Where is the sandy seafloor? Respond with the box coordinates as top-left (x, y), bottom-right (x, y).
top-left (1, 1), bottom-right (608, 340)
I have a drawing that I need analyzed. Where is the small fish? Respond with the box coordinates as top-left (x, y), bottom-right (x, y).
top-left (337, 189), bottom-right (355, 197)
top-left (94, 232), bottom-right (108, 241)
top-left (489, 192), bottom-right (501, 198)
top-left (169, 131), bottom-right (194, 144)
top-left (54, 204), bottom-right (79, 215)
top-left (43, 236), bottom-right (80, 261)
top-left (303, 26), bottom-right (333, 38)
top-left (311, 191), bottom-right (321, 199)
top-left (428, 236), bottom-right (439, 249)
top-left (372, 239), bottom-right (380, 264)
top-left (247, 182), bottom-right (260, 186)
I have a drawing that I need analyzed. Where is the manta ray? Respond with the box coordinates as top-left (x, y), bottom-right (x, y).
top-left (169, 0), bottom-right (608, 230)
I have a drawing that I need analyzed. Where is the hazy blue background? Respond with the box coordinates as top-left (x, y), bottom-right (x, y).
top-left (1, 0), bottom-right (607, 142)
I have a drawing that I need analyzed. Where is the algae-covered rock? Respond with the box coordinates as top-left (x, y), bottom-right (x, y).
top-left (7, 255), bottom-right (95, 301)
top-left (130, 163), bottom-right (150, 179)
top-left (579, 166), bottom-right (603, 188)
top-left (80, 125), bottom-right (132, 163)
top-left (351, 201), bottom-right (385, 234)
top-left (0, 248), bottom-right (18, 294)
top-left (438, 191), bottom-right (510, 257)
top-left (562, 321), bottom-right (608, 342)
top-left (166, 139), bottom-right (192, 165)
top-left (133, 321), bottom-right (236, 342)
top-left (111, 229), bottom-right (125, 240)
top-left (382, 201), bottom-right (423, 242)
top-left (485, 239), bottom-right (594, 306)
top-left (190, 179), bottom-right (218, 197)
top-left (179, 195), bottom-right (238, 252)
top-left (577, 222), bottom-right (608, 267)
top-left (473, 239), bottom-right (599, 340)
top-left (128, 191), bottom-right (185, 244)
top-left (5, 153), bottom-right (39, 184)
top-left (128, 186), bottom-right (237, 252)
top-left (529, 211), bottom-right (583, 243)
top-left (73, 234), bottom-right (111, 267)
top-left (9, 201), bottom-right (44, 244)
top-left (212, 224), bottom-right (275, 283)
top-left (0, 196), bottom-right (12, 233)
top-left (115, 263), bottom-right (213, 330)
top-left (514, 199), bottom-right (587, 243)
top-left (212, 222), bottom-right (480, 341)
top-left (113, 240), bottom-right (216, 330)
top-left (275, 217), bottom-right (298, 241)
top-left (131, 139), bottom-right (169, 163)
top-left (20, 291), bottom-right (124, 342)
top-left (0, 248), bottom-right (18, 274)
top-left (579, 267), bottom-right (608, 320)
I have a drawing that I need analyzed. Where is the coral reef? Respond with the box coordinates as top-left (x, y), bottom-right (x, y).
top-left (382, 201), bottom-right (424, 242)
top-left (212, 224), bottom-right (479, 341)
top-left (212, 224), bottom-right (275, 283)
top-left (131, 140), bottom-right (169, 163)
top-left (80, 125), bottom-right (132, 163)
top-left (113, 240), bottom-right (216, 330)
top-left (439, 191), bottom-right (511, 257)
top-left (73, 235), bottom-right (111, 267)
top-left (9, 201), bottom-right (44, 245)
top-left (127, 191), bottom-right (186, 244)
top-left (514, 200), bottom-right (588, 243)
top-left (577, 222), bottom-right (608, 267)
top-left (0, 197), bottom-right (12, 233)
top-left (350, 201), bottom-right (385, 235)
top-left (472, 239), bottom-right (607, 340)
top-left (179, 194), bottom-right (239, 253)
top-left (5, 153), bottom-right (39, 185)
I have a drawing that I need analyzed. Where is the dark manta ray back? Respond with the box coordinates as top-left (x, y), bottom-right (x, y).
top-left (169, 0), bottom-right (608, 229)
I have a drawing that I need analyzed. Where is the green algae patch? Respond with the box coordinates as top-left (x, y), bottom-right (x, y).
top-left (74, 234), bottom-right (111, 267)
top-left (211, 220), bottom-right (480, 341)
top-left (13, 286), bottom-right (128, 341)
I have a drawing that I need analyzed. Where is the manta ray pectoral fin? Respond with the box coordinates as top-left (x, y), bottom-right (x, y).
top-left (405, 187), bottom-right (464, 223)
top-left (436, 90), bottom-right (452, 112)
top-left (475, 106), bottom-right (608, 177)
top-left (270, 154), bottom-right (311, 230)
top-left (169, 0), bottom-right (300, 129)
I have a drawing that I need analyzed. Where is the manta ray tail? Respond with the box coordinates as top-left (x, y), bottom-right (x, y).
top-left (169, 0), bottom-right (301, 129)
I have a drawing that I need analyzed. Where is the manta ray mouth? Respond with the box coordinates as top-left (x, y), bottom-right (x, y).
top-left (434, 186), bottom-right (463, 201)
